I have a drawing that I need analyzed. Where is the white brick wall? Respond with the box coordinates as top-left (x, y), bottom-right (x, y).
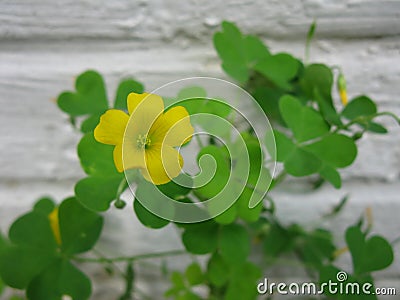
top-left (0, 1), bottom-right (399, 298)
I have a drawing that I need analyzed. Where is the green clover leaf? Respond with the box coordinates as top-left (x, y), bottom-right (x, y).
top-left (224, 261), bottom-right (261, 300)
top-left (57, 70), bottom-right (108, 117)
top-left (342, 96), bottom-right (377, 120)
top-left (207, 253), bottom-right (230, 287)
top-left (300, 64), bottom-right (342, 126)
top-left (0, 198), bottom-right (102, 299)
top-left (182, 222), bottom-right (219, 255)
top-left (185, 263), bottom-right (204, 286)
top-left (319, 265), bottom-right (378, 300)
top-left (27, 258), bottom-right (91, 300)
top-left (75, 133), bottom-right (124, 211)
top-left (133, 199), bottom-right (170, 229)
top-left (219, 224), bottom-right (250, 265)
top-left (254, 53), bottom-right (300, 90)
top-left (279, 94), bottom-right (330, 142)
top-left (341, 95), bottom-right (388, 134)
top-left (57, 71), bottom-right (145, 133)
top-left (214, 21), bottom-right (270, 83)
top-left (268, 95), bottom-right (357, 187)
top-left (59, 198), bottom-right (103, 255)
top-left (345, 226), bottom-right (394, 275)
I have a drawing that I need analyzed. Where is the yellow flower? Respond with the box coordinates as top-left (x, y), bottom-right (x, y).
top-left (94, 92), bottom-right (194, 185)
top-left (48, 207), bottom-right (61, 245)
top-left (337, 72), bottom-right (348, 106)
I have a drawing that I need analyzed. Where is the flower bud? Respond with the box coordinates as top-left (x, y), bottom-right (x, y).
top-left (48, 207), bottom-right (62, 245)
top-left (337, 72), bottom-right (348, 106)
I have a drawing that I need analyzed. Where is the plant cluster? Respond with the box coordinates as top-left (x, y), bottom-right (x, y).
top-left (0, 21), bottom-right (398, 300)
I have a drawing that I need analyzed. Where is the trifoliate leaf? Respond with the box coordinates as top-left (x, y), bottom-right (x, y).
top-left (279, 95), bottom-right (330, 142)
top-left (254, 53), bottom-right (300, 90)
top-left (284, 147), bottom-right (322, 177)
top-left (27, 258), bottom-right (91, 300)
top-left (219, 224), bottom-right (250, 265)
top-left (207, 253), bottom-right (230, 287)
top-left (9, 212), bottom-right (57, 251)
top-left (0, 247), bottom-right (54, 289)
top-left (346, 226), bottom-right (394, 274)
top-left (59, 198), bottom-right (103, 255)
top-left (214, 21), bottom-right (270, 83)
top-left (57, 70), bottom-right (108, 117)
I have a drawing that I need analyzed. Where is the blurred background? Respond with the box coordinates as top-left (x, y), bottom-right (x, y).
top-left (1, 0), bottom-right (399, 299)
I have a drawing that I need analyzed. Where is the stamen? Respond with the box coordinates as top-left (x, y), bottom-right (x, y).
top-left (136, 134), bottom-right (151, 149)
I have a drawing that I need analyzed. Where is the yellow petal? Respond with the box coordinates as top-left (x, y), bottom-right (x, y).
top-left (150, 106), bottom-right (194, 147)
top-left (126, 93), bottom-right (165, 141)
top-left (141, 144), bottom-right (183, 185)
top-left (48, 207), bottom-right (61, 245)
top-left (113, 143), bottom-right (123, 172)
top-left (127, 92), bottom-right (164, 115)
top-left (122, 139), bottom-right (147, 170)
top-left (94, 109), bottom-right (129, 145)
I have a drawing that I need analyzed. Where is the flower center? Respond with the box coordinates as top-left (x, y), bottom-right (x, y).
top-left (136, 134), bottom-right (151, 149)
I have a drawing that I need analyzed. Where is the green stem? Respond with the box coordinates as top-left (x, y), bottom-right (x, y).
top-left (117, 178), bottom-right (129, 196)
top-left (73, 249), bottom-right (187, 264)
top-left (114, 178), bottom-right (128, 209)
top-left (92, 248), bottom-right (126, 275)
top-left (376, 111), bottom-right (400, 124)
top-left (304, 20), bottom-right (316, 64)
top-left (337, 111), bottom-right (400, 133)
top-left (91, 249), bottom-right (153, 300)
top-left (119, 263), bottom-right (134, 300)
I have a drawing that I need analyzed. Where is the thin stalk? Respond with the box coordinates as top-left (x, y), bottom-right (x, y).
top-left (92, 248), bottom-right (126, 277)
top-left (73, 249), bottom-right (187, 264)
top-left (114, 178), bottom-right (128, 209)
top-left (304, 20), bottom-right (317, 64)
top-left (337, 112), bottom-right (400, 133)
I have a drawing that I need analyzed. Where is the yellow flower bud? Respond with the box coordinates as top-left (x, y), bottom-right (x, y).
top-left (339, 89), bottom-right (348, 106)
top-left (337, 72), bottom-right (348, 106)
top-left (48, 207), bottom-right (62, 245)
top-left (333, 246), bottom-right (349, 258)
